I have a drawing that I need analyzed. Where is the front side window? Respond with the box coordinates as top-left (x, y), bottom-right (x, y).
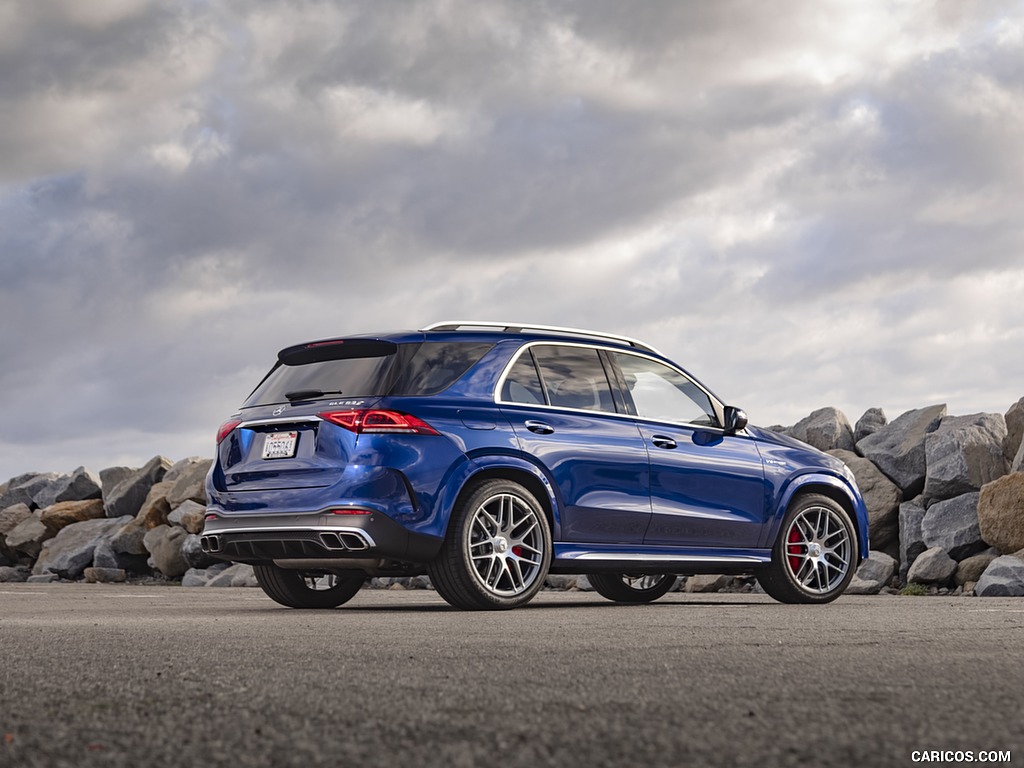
top-left (531, 345), bottom-right (617, 414)
top-left (613, 353), bottom-right (717, 426)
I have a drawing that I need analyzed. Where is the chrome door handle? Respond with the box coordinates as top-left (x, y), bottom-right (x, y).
top-left (525, 421), bottom-right (555, 435)
top-left (652, 435), bottom-right (677, 449)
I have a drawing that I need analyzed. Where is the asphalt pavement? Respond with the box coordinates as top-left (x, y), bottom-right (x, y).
top-left (1, 585), bottom-right (1021, 768)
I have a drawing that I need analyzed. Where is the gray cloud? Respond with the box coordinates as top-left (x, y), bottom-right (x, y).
top-left (1, 0), bottom-right (1023, 478)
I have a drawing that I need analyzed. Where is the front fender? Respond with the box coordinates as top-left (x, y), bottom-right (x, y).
top-left (763, 472), bottom-right (870, 561)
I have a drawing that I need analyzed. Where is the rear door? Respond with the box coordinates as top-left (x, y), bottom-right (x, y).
top-left (607, 351), bottom-right (769, 548)
top-left (498, 343), bottom-right (651, 543)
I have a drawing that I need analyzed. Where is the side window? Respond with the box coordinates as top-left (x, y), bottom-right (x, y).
top-left (531, 345), bottom-right (616, 413)
top-left (613, 353), bottom-right (717, 426)
top-left (501, 351), bottom-right (546, 405)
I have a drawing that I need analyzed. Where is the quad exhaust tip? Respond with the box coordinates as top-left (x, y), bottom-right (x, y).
top-left (200, 535), bottom-right (222, 553)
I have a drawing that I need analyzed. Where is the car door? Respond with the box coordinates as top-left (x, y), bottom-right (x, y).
top-left (497, 343), bottom-right (651, 544)
top-left (607, 351), bottom-right (768, 549)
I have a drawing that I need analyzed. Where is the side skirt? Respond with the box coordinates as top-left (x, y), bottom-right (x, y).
top-left (551, 543), bottom-right (772, 576)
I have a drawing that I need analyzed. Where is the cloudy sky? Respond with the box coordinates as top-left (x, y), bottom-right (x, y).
top-left (2, 0), bottom-right (1023, 479)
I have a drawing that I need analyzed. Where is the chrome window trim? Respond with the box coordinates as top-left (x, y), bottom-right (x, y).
top-left (493, 340), bottom-right (727, 433)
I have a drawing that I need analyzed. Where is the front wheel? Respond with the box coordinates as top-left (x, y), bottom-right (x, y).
top-left (588, 573), bottom-right (677, 603)
top-left (429, 479), bottom-right (552, 610)
top-left (756, 494), bottom-right (856, 604)
top-left (254, 565), bottom-right (365, 609)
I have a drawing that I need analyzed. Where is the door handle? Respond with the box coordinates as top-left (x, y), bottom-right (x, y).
top-left (652, 435), bottom-right (677, 449)
top-left (525, 420), bottom-right (555, 435)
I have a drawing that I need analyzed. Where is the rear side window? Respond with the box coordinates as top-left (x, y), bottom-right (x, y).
top-left (244, 341), bottom-right (492, 406)
top-left (501, 352), bottom-right (546, 405)
top-left (531, 345), bottom-right (617, 413)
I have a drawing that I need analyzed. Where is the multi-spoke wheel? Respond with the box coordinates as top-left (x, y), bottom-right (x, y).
top-left (589, 573), bottom-right (677, 603)
top-left (429, 479), bottom-right (552, 610)
top-left (756, 493), bottom-right (856, 604)
top-left (253, 565), bottom-right (365, 609)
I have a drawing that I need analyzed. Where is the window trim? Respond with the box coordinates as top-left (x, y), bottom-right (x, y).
top-left (494, 341), bottom-right (728, 431)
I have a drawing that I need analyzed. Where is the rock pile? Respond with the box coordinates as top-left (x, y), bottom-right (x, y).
top-left (2, 396), bottom-right (1023, 596)
top-left (773, 396), bottom-right (1024, 596)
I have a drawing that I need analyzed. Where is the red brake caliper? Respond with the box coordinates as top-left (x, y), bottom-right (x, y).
top-left (511, 545), bottom-right (524, 557)
top-left (787, 527), bottom-right (802, 573)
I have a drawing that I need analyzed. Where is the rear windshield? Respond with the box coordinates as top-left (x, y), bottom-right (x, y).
top-left (243, 341), bottom-right (493, 407)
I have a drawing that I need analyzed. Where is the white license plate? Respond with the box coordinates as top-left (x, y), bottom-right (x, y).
top-left (262, 431), bottom-right (298, 459)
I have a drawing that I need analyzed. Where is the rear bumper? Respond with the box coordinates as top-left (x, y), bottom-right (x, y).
top-left (200, 509), bottom-right (443, 566)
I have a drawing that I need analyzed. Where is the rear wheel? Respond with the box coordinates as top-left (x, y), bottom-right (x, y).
top-left (429, 479), bottom-right (552, 610)
top-left (254, 565), bottom-right (365, 609)
top-left (756, 493), bottom-right (856, 604)
top-left (589, 573), bottom-right (677, 603)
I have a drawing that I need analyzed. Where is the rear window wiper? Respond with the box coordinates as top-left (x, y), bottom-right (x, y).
top-left (284, 389), bottom-right (345, 401)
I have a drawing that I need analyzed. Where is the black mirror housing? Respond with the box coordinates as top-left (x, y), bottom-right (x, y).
top-left (724, 406), bottom-right (748, 434)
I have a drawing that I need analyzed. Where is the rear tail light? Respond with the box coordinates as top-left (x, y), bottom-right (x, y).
top-left (216, 417), bottom-right (243, 444)
top-left (318, 409), bottom-right (440, 435)
top-left (330, 508), bottom-right (372, 515)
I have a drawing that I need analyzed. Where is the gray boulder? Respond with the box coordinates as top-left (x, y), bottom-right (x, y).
top-left (143, 524), bottom-right (189, 578)
top-left (898, 497), bottom-right (927, 584)
top-left (977, 472), bottom-right (1024, 554)
top-left (830, 450), bottom-right (901, 551)
top-left (109, 519), bottom-right (148, 556)
top-left (92, 539), bottom-right (151, 573)
top-left (685, 574), bottom-right (732, 593)
top-left (6, 516), bottom-right (50, 559)
top-left (923, 413), bottom-right (1009, 502)
top-left (921, 492), bottom-right (985, 561)
top-left (854, 408), bottom-right (887, 443)
top-left (0, 503), bottom-right (33, 557)
top-left (33, 466), bottom-right (102, 509)
top-left (32, 516), bottom-right (134, 580)
top-left (181, 562), bottom-right (231, 587)
top-left (974, 555), bottom-right (1024, 597)
top-left (0, 473), bottom-right (61, 510)
top-left (103, 456), bottom-right (172, 518)
top-left (906, 546), bottom-right (957, 585)
top-left (955, 549), bottom-right (999, 586)
top-left (99, 466), bottom-right (135, 502)
top-left (846, 551), bottom-right (896, 594)
top-left (857, 404), bottom-right (946, 497)
top-left (182, 533), bottom-right (220, 569)
top-left (0, 565), bottom-right (31, 582)
top-left (166, 458), bottom-right (212, 507)
top-left (168, 500), bottom-right (206, 534)
top-left (1014, 439), bottom-right (1024, 473)
top-left (1004, 396), bottom-right (1024, 465)
top-left (790, 408), bottom-right (855, 453)
top-left (207, 563), bottom-right (257, 587)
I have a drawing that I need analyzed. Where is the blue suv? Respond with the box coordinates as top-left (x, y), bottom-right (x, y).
top-left (203, 322), bottom-right (868, 610)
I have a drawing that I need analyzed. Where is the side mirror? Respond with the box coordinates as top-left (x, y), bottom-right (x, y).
top-left (724, 406), bottom-right (748, 434)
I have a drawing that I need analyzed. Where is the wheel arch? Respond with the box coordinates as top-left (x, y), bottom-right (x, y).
top-left (767, 473), bottom-right (870, 561)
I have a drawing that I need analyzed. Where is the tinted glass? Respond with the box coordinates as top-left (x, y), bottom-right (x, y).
top-left (532, 345), bottom-right (616, 413)
top-left (613, 353), bottom-right (716, 426)
top-left (390, 342), bottom-right (493, 396)
top-left (245, 355), bottom-right (395, 406)
top-left (501, 351), bottom-right (546, 405)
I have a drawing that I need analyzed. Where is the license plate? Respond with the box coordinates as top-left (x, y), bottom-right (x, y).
top-left (262, 431), bottom-right (298, 459)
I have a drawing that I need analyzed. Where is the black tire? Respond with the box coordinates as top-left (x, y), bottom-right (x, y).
top-left (253, 565), bottom-right (365, 609)
top-left (429, 479), bottom-right (552, 610)
top-left (588, 573), bottom-right (677, 603)
top-left (756, 493), bottom-right (857, 604)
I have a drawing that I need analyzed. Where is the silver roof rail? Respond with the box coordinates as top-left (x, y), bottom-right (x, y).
top-left (420, 320), bottom-right (663, 356)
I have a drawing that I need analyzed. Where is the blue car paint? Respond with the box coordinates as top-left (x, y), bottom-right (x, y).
top-left (206, 327), bottom-right (870, 574)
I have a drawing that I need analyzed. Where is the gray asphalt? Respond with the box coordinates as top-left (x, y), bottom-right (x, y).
top-left (1, 586), bottom-right (1021, 768)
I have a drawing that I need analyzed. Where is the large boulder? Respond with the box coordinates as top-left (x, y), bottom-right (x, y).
top-left (32, 516), bottom-right (134, 580)
top-left (169, 500), bottom-right (206, 535)
top-left (955, 549), bottom-right (999, 586)
top-left (857, 405), bottom-right (946, 497)
top-left (165, 458), bottom-right (212, 507)
top-left (974, 555), bottom-right (1024, 597)
top-left (39, 499), bottom-right (105, 536)
top-left (845, 551), bottom-right (896, 594)
top-left (0, 503), bottom-right (33, 558)
top-left (135, 481), bottom-right (174, 529)
top-left (923, 413), bottom-right (1009, 502)
top-left (906, 546), bottom-right (957, 585)
top-left (977, 473), bottom-right (1024, 554)
top-left (5, 516), bottom-right (51, 559)
top-left (32, 466), bottom-right (102, 509)
top-left (898, 497), bottom-right (927, 584)
top-left (1013, 438), bottom-right (1024, 474)
top-left (0, 473), bottom-right (61, 510)
top-left (143, 524), bottom-right (190, 578)
top-left (182, 533), bottom-right (220, 569)
top-left (920, 492), bottom-right (985, 561)
top-left (92, 539), bottom-right (151, 573)
top-left (830, 450), bottom-right (901, 551)
top-left (1004, 397), bottom-right (1024, 465)
top-left (109, 519), bottom-right (148, 555)
top-left (790, 408), bottom-right (855, 453)
top-left (854, 408), bottom-right (887, 443)
top-left (103, 456), bottom-right (172, 518)
top-left (99, 466), bottom-right (135, 502)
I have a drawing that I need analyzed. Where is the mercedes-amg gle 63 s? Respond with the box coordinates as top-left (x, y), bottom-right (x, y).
top-left (203, 322), bottom-right (868, 610)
